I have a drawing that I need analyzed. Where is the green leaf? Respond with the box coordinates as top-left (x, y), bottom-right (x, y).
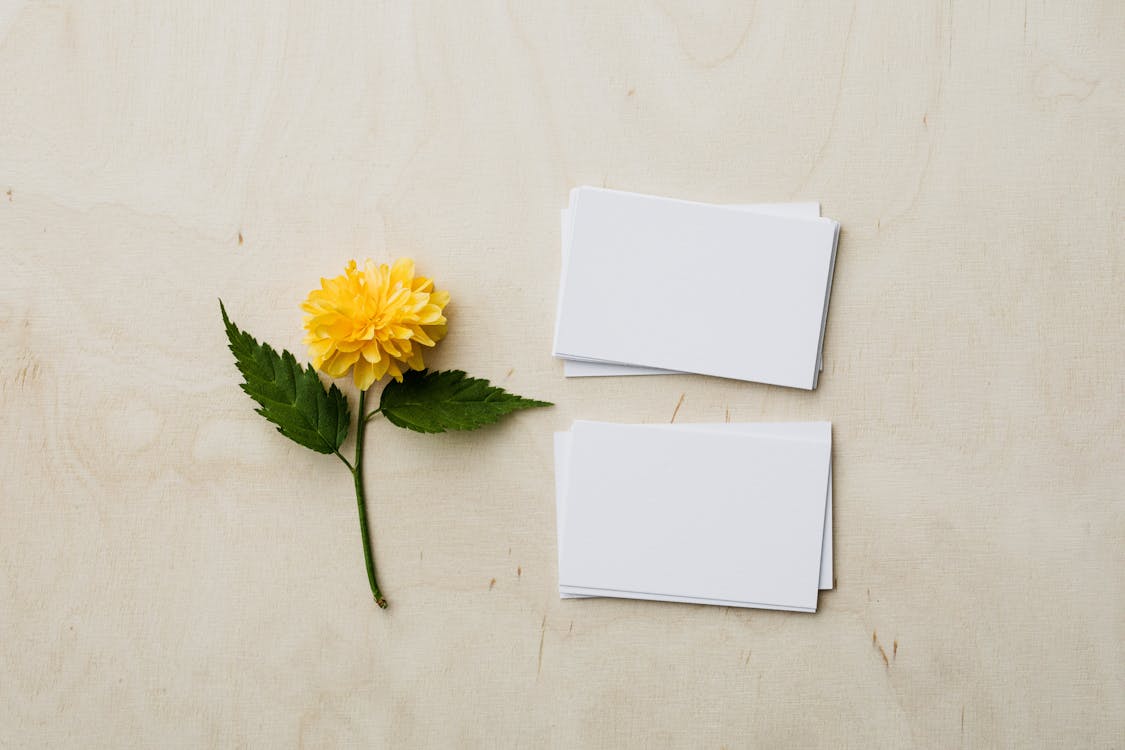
top-left (379, 369), bottom-right (551, 434)
top-left (220, 300), bottom-right (350, 454)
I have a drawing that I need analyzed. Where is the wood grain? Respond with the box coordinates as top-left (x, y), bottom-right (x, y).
top-left (1, 1), bottom-right (1122, 746)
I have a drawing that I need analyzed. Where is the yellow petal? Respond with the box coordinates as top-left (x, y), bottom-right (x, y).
top-left (353, 358), bottom-right (377, 391)
top-left (424, 323), bottom-right (447, 343)
top-left (371, 356), bottom-right (390, 382)
top-left (321, 351), bottom-right (357, 378)
top-left (408, 325), bottom-right (435, 347)
top-left (386, 358), bottom-right (403, 382)
top-left (417, 304), bottom-right (444, 325)
top-left (390, 257), bottom-right (415, 287)
top-left (428, 289), bottom-right (450, 309)
top-left (307, 338), bottom-right (334, 358)
top-left (360, 342), bottom-right (383, 363)
top-left (334, 338), bottom-right (367, 353)
top-left (380, 338), bottom-right (402, 357)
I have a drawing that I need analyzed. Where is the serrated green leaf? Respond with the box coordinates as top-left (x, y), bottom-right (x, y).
top-left (379, 369), bottom-right (551, 433)
top-left (220, 300), bottom-right (350, 454)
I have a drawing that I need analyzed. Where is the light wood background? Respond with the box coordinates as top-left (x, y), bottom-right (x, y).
top-left (2, 1), bottom-right (1122, 747)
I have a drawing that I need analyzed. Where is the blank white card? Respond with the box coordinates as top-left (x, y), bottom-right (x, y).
top-left (554, 422), bottom-right (833, 602)
top-left (558, 421), bottom-right (830, 612)
top-left (559, 194), bottom-right (825, 378)
top-left (554, 188), bottom-right (839, 389)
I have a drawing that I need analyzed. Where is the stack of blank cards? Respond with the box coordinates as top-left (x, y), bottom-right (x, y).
top-left (553, 187), bottom-right (840, 389)
top-left (554, 421), bottom-right (833, 612)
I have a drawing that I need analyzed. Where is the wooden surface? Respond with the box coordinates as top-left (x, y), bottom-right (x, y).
top-left (2, 1), bottom-right (1123, 747)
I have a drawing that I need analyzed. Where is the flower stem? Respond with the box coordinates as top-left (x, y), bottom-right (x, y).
top-left (352, 388), bottom-right (387, 609)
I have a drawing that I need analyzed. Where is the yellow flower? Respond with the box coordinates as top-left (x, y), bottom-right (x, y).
top-left (301, 258), bottom-right (450, 390)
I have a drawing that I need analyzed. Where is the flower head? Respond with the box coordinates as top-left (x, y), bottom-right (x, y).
top-left (301, 258), bottom-right (450, 390)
